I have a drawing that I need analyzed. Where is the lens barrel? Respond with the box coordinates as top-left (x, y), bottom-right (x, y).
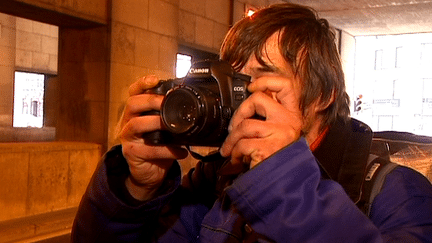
top-left (161, 86), bottom-right (221, 139)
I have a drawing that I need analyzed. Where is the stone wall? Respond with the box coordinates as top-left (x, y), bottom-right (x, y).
top-left (0, 142), bottom-right (101, 222)
top-left (15, 17), bottom-right (58, 74)
top-left (0, 14), bottom-right (59, 132)
top-left (0, 13), bottom-right (15, 128)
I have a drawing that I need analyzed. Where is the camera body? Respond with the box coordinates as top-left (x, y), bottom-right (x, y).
top-left (144, 60), bottom-right (251, 146)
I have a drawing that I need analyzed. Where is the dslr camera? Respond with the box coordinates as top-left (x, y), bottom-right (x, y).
top-left (144, 59), bottom-right (251, 146)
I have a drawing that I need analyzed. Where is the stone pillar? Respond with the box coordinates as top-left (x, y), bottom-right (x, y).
top-left (56, 26), bottom-right (110, 151)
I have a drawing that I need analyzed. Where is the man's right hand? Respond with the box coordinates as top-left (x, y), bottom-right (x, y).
top-left (117, 75), bottom-right (188, 201)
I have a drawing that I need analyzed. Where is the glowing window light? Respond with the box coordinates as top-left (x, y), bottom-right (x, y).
top-left (246, 9), bottom-right (255, 17)
top-left (176, 54), bottom-right (192, 78)
top-left (245, 5), bottom-right (257, 17)
top-left (13, 71), bottom-right (45, 128)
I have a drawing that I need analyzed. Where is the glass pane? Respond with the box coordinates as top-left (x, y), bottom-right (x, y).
top-left (13, 71), bottom-right (45, 128)
top-left (176, 54), bottom-right (192, 78)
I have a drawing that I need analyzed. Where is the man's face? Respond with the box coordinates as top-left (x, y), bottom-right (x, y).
top-left (240, 32), bottom-right (304, 124)
top-left (238, 31), bottom-right (321, 141)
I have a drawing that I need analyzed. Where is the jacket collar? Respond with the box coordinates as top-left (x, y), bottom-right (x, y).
top-left (313, 117), bottom-right (373, 203)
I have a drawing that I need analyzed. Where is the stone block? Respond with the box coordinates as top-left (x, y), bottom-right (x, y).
top-left (162, 0), bottom-right (179, 5)
top-left (213, 22), bottom-right (229, 50)
top-left (16, 30), bottom-right (41, 52)
top-left (59, 29), bottom-right (86, 63)
top-left (0, 67), bottom-right (13, 106)
top-left (233, 1), bottom-right (246, 24)
top-left (195, 16), bottom-right (214, 49)
top-left (0, 152), bottom-right (29, 221)
top-left (112, 0), bottom-right (149, 30)
top-left (27, 150), bottom-right (69, 216)
top-left (68, 148), bottom-right (100, 205)
top-left (87, 101), bottom-right (108, 144)
top-left (109, 63), bottom-right (135, 103)
top-left (0, 64), bottom-right (14, 84)
top-left (44, 24), bottom-right (59, 38)
top-left (41, 35), bottom-right (58, 56)
top-left (0, 103), bottom-right (12, 127)
top-left (179, 0), bottom-right (205, 15)
top-left (107, 101), bottom-right (126, 148)
top-left (0, 22), bottom-right (15, 48)
top-left (149, 0), bottom-right (178, 37)
top-left (75, 0), bottom-right (109, 21)
top-left (15, 49), bottom-right (32, 69)
top-left (32, 21), bottom-right (58, 38)
top-left (0, 45), bottom-right (14, 66)
top-left (61, 27), bottom-right (108, 63)
top-left (179, 10), bottom-right (196, 43)
top-left (135, 29), bottom-right (160, 70)
top-left (32, 52), bottom-right (50, 70)
top-left (246, 0), bottom-right (268, 8)
top-left (54, 0), bottom-right (75, 9)
top-left (0, 12), bottom-right (16, 28)
top-left (111, 22), bottom-right (135, 65)
top-left (79, 62), bottom-right (107, 102)
top-left (15, 17), bottom-right (32, 32)
top-left (48, 54), bottom-right (58, 73)
top-left (84, 26), bottom-right (109, 63)
top-left (152, 68), bottom-right (174, 81)
top-left (0, 114), bottom-right (12, 127)
top-left (206, 0), bottom-right (230, 24)
top-left (158, 36), bottom-right (177, 74)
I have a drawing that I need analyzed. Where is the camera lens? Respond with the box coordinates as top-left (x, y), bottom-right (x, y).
top-left (161, 88), bottom-right (202, 134)
top-left (161, 86), bottom-right (221, 138)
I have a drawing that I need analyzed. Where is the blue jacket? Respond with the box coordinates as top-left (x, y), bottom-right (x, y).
top-left (72, 119), bottom-right (432, 242)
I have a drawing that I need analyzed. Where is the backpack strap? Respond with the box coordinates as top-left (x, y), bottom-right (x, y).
top-left (357, 155), bottom-right (399, 216)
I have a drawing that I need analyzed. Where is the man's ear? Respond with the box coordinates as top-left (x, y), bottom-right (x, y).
top-left (314, 89), bottom-right (336, 112)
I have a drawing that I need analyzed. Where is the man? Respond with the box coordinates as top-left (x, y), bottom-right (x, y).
top-left (72, 3), bottom-right (432, 242)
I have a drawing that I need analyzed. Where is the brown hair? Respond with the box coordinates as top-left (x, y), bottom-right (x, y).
top-left (220, 3), bottom-right (350, 127)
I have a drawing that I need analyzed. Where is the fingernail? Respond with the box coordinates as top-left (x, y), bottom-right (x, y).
top-left (247, 82), bottom-right (256, 91)
top-left (219, 147), bottom-right (226, 157)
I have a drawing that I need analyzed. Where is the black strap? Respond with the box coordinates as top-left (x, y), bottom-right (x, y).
top-left (357, 155), bottom-right (399, 216)
top-left (186, 146), bottom-right (227, 163)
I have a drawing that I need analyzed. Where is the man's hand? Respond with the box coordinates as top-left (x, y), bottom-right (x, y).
top-left (219, 77), bottom-right (304, 174)
top-left (117, 75), bottom-right (188, 201)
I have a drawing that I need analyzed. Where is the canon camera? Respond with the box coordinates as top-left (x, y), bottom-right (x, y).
top-left (143, 59), bottom-right (251, 146)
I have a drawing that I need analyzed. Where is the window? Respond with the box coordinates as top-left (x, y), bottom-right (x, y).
top-left (176, 45), bottom-right (219, 79)
top-left (375, 50), bottom-right (383, 70)
top-left (176, 54), bottom-right (192, 78)
top-left (13, 71), bottom-right (45, 128)
top-left (353, 33), bottom-right (432, 136)
top-left (395, 46), bottom-right (404, 68)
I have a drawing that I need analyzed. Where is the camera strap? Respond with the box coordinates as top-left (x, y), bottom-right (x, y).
top-left (186, 145), bottom-right (227, 163)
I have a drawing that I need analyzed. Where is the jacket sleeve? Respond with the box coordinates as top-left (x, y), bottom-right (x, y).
top-left (370, 166), bottom-right (432, 242)
top-left (70, 145), bottom-right (191, 243)
top-left (225, 138), bottom-right (432, 242)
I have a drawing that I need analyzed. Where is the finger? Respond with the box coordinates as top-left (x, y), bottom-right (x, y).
top-left (230, 139), bottom-right (263, 165)
top-left (220, 119), bottom-right (268, 157)
top-left (129, 75), bottom-right (160, 96)
top-left (123, 141), bottom-right (188, 161)
top-left (119, 115), bottom-right (163, 141)
top-left (229, 92), bottom-right (279, 130)
top-left (248, 77), bottom-right (288, 93)
top-left (122, 94), bottom-right (164, 124)
top-left (226, 138), bottom-right (269, 170)
top-left (248, 77), bottom-right (301, 106)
